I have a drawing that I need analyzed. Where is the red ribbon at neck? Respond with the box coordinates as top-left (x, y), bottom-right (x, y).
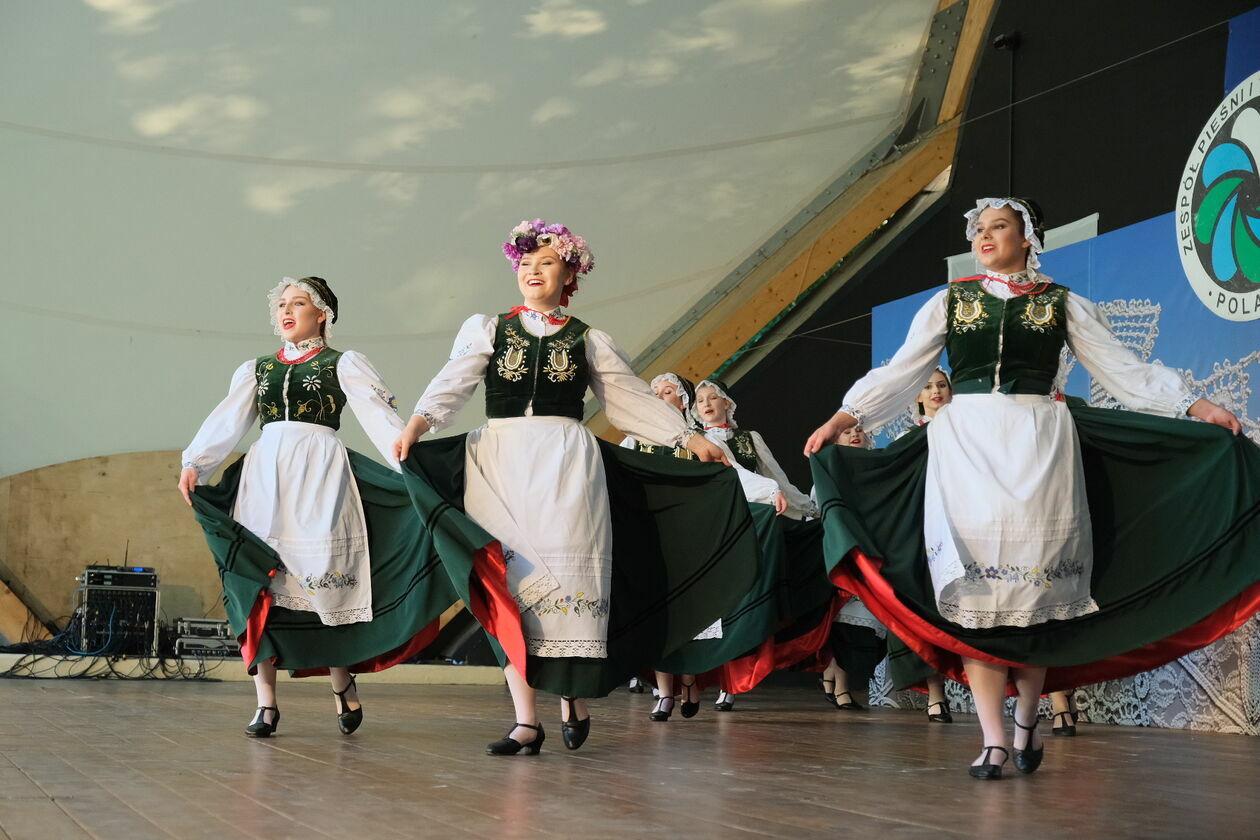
top-left (985, 273), bottom-right (1046, 295)
top-left (706, 423), bottom-right (732, 430)
top-left (508, 305), bottom-right (567, 326)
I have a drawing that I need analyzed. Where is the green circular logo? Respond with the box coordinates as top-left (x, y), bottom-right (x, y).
top-left (1177, 69), bottom-right (1260, 321)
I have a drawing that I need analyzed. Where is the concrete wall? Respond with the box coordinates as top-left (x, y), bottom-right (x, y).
top-left (0, 451), bottom-right (227, 630)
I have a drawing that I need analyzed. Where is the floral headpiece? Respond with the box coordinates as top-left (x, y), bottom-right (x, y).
top-left (268, 276), bottom-right (337, 340)
top-left (503, 218), bottom-right (595, 307)
top-left (963, 197), bottom-right (1045, 270)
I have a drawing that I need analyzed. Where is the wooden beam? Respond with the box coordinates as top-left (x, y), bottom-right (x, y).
top-left (0, 577), bottom-right (51, 642)
top-left (938, 0), bottom-right (996, 124)
top-left (588, 120), bottom-right (960, 441)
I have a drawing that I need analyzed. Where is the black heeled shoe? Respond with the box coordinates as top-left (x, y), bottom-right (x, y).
top-left (332, 675), bottom-right (363, 735)
top-left (834, 690), bottom-right (863, 711)
top-left (1013, 718), bottom-right (1045, 774)
top-left (245, 705), bottom-right (280, 738)
top-left (926, 700), bottom-right (953, 723)
top-left (679, 678), bottom-right (700, 718)
top-left (714, 691), bottom-right (735, 712)
top-left (968, 746), bottom-right (1009, 780)
top-left (628, 677), bottom-right (646, 694)
top-left (649, 696), bottom-right (675, 722)
top-left (561, 696), bottom-right (591, 750)
top-left (818, 677), bottom-right (839, 709)
top-left (486, 722), bottom-right (545, 756)
top-left (1052, 710), bottom-right (1077, 736)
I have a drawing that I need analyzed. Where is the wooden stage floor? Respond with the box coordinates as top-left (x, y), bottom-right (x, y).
top-left (0, 677), bottom-right (1256, 839)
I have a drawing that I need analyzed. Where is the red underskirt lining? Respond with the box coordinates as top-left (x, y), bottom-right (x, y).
top-left (834, 549), bottom-right (1260, 692)
top-left (239, 580), bottom-right (446, 678)
top-left (468, 541), bottom-right (528, 678)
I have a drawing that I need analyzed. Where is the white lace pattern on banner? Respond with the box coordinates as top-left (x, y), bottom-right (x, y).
top-left (1055, 299), bottom-right (1259, 441)
top-left (867, 617), bottom-right (1260, 735)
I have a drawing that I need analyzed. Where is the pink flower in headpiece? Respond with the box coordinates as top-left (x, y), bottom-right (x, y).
top-left (502, 218), bottom-right (595, 277)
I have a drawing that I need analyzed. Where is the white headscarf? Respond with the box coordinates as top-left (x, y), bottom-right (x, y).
top-left (691, 379), bottom-right (737, 428)
top-left (963, 198), bottom-right (1044, 270)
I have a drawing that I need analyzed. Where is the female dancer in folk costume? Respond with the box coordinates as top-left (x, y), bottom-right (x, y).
top-left (806, 197), bottom-right (1253, 779)
top-left (651, 378), bottom-right (825, 716)
top-left (864, 370), bottom-right (954, 721)
top-left (621, 373), bottom-right (702, 458)
top-left (393, 220), bottom-right (753, 756)
top-left (180, 277), bottom-right (454, 737)
top-left (624, 370), bottom-right (705, 705)
top-left (819, 424), bottom-right (890, 712)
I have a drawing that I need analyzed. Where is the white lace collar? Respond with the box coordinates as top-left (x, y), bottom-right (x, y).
top-left (280, 336), bottom-right (325, 360)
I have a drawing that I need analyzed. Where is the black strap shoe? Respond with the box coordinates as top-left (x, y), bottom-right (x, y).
top-left (649, 696), bottom-right (675, 721)
top-left (679, 678), bottom-right (700, 718)
top-left (834, 690), bottom-right (863, 711)
top-left (968, 746), bottom-right (1009, 780)
top-left (1012, 718), bottom-right (1045, 774)
top-left (332, 675), bottom-right (363, 735)
top-left (1051, 710), bottom-right (1077, 736)
top-left (245, 705), bottom-right (280, 738)
top-left (926, 700), bottom-right (953, 723)
top-left (486, 722), bottom-right (545, 755)
top-left (713, 691), bottom-right (735, 712)
top-left (561, 696), bottom-right (591, 750)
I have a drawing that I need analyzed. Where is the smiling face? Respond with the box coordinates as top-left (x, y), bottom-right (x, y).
top-left (837, 425), bottom-right (867, 447)
top-left (652, 378), bottom-right (686, 413)
top-left (917, 370), bottom-right (952, 418)
top-left (972, 205), bottom-right (1031, 274)
top-left (694, 385), bottom-right (730, 427)
top-left (516, 246), bottom-right (575, 310)
top-left (275, 285), bottom-right (325, 343)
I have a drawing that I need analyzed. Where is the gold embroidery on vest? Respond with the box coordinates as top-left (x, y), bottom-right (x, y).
top-left (543, 329), bottom-right (583, 383)
top-left (951, 287), bottom-right (988, 333)
top-left (734, 434), bottom-right (756, 461)
top-left (544, 347), bottom-right (579, 382)
top-left (496, 324), bottom-right (530, 382)
top-left (1021, 292), bottom-right (1059, 333)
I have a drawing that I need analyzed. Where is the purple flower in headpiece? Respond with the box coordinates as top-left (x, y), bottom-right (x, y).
top-left (502, 217), bottom-right (595, 283)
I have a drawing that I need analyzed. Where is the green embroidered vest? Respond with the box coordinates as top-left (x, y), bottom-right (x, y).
top-left (634, 440), bottom-right (696, 460)
top-left (945, 278), bottom-right (1069, 395)
top-left (485, 313), bottom-right (590, 420)
top-left (727, 429), bottom-right (759, 472)
top-left (255, 348), bottom-right (346, 429)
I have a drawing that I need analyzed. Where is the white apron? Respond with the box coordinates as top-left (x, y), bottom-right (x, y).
top-left (923, 393), bottom-right (1099, 629)
top-left (464, 416), bottom-right (612, 658)
top-left (233, 421), bottom-right (373, 626)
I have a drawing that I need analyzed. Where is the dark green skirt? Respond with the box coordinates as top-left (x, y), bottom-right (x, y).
top-left (811, 406), bottom-right (1260, 692)
top-left (191, 451), bottom-right (459, 675)
top-left (654, 507), bottom-right (837, 692)
top-left (400, 434), bottom-right (762, 698)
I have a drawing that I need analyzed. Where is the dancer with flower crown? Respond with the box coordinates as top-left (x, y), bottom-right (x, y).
top-left (393, 220), bottom-right (759, 755)
top-left (179, 277), bottom-right (458, 737)
top-left (806, 197), bottom-right (1256, 779)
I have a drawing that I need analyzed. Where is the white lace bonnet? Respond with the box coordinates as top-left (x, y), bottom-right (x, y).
top-left (268, 276), bottom-right (337, 340)
top-left (650, 373), bottom-right (693, 412)
top-left (963, 197), bottom-right (1044, 270)
top-left (690, 379), bottom-right (738, 428)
